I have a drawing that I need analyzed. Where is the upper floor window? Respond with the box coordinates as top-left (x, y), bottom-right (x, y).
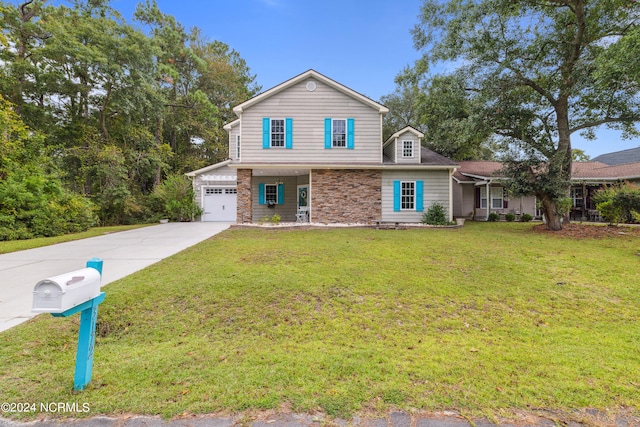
top-left (271, 119), bottom-right (285, 147)
top-left (324, 118), bottom-right (354, 149)
top-left (262, 117), bottom-right (292, 149)
top-left (402, 140), bottom-right (413, 158)
top-left (236, 134), bottom-right (240, 159)
top-left (332, 119), bottom-right (346, 147)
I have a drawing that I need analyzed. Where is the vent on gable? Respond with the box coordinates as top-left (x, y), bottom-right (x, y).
top-left (306, 81), bottom-right (317, 92)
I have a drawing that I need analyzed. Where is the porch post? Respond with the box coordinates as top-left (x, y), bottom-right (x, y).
top-left (486, 182), bottom-right (490, 220)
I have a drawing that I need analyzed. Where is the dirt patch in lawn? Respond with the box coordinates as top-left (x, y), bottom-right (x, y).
top-left (533, 223), bottom-right (640, 238)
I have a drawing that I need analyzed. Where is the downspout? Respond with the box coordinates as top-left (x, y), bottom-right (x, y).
top-left (449, 168), bottom-right (455, 221)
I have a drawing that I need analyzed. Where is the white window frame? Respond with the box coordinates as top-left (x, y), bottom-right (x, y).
top-left (480, 187), bottom-right (504, 209)
top-left (265, 184), bottom-right (278, 204)
top-left (332, 119), bottom-right (347, 148)
top-left (270, 119), bottom-right (285, 148)
top-left (236, 134), bottom-right (240, 159)
top-left (402, 140), bottom-right (414, 158)
top-left (401, 181), bottom-right (416, 211)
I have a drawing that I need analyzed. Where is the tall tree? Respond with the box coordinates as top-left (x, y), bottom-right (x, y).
top-left (410, 0), bottom-right (640, 230)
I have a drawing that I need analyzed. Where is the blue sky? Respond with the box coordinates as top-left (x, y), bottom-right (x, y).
top-left (37, 0), bottom-right (640, 157)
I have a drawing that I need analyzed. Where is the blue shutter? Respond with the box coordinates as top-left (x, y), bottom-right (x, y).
top-left (285, 118), bottom-right (293, 149)
top-left (324, 118), bottom-right (332, 149)
top-left (347, 118), bottom-right (354, 149)
top-left (262, 118), bottom-right (270, 149)
top-left (393, 180), bottom-right (401, 212)
top-left (277, 183), bottom-right (284, 204)
top-left (416, 181), bottom-right (424, 212)
top-left (258, 183), bottom-right (265, 205)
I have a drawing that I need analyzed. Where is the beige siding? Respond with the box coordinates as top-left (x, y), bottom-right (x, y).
top-left (395, 132), bottom-right (421, 164)
top-left (453, 182), bottom-right (476, 219)
top-left (229, 126), bottom-right (240, 161)
top-left (239, 78), bottom-right (382, 164)
top-left (381, 170), bottom-right (451, 222)
top-left (383, 141), bottom-right (395, 162)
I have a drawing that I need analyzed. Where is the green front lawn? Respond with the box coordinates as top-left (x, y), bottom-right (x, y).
top-left (0, 224), bottom-right (153, 254)
top-left (1, 222), bottom-right (638, 421)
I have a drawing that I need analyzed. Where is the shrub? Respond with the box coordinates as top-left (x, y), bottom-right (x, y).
top-left (592, 182), bottom-right (640, 224)
top-left (422, 202), bottom-right (450, 225)
top-left (488, 212), bottom-right (500, 222)
top-left (152, 174), bottom-right (203, 222)
top-left (520, 213), bottom-right (533, 222)
top-left (505, 213), bottom-right (516, 222)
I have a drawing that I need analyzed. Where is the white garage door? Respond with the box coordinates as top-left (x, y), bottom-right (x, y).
top-left (202, 187), bottom-right (237, 221)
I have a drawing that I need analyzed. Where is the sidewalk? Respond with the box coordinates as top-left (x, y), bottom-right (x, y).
top-left (0, 222), bottom-right (231, 333)
top-left (1, 409), bottom-right (637, 427)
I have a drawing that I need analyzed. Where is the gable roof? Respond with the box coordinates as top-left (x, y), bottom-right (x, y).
top-left (185, 160), bottom-right (233, 177)
top-left (591, 147), bottom-right (640, 165)
top-left (384, 126), bottom-right (425, 145)
top-left (232, 69), bottom-right (389, 115)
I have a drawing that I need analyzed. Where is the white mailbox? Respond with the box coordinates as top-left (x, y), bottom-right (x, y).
top-left (32, 268), bottom-right (101, 314)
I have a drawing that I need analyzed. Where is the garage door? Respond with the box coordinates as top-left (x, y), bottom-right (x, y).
top-left (202, 187), bottom-right (237, 221)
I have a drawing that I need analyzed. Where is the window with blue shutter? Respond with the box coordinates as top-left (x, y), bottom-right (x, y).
top-left (324, 118), bottom-right (332, 149)
top-left (416, 181), bottom-right (424, 212)
top-left (262, 118), bottom-right (270, 149)
top-left (285, 118), bottom-right (293, 149)
top-left (347, 118), bottom-right (354, 149)
top-left (393, 180), bottom-right (401, 212)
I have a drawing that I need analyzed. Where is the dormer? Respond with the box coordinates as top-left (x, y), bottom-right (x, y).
top-left (383, 126), bottom-right (424, 164)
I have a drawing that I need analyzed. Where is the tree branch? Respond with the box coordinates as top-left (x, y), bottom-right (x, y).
top-left (569, 115), bottom-right (640, 134)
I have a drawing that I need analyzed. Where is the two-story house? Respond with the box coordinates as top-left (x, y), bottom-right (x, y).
top-left (187, 70), bottom-right (458, 224)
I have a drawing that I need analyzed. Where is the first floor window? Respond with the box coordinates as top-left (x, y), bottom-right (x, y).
top-left (332, 119), bottom-right (346, 147)
top-left (401, 181), bottom-right (415, 210)
top-left (571, 187), bottom-right (583, 208)
top-left (265, 184), bottom-right (277, 204)
top-left (480, 187), bottom-right (504, 209)
top-left (271, 119), bottom-right (285, 147)
top-left (402, 140), bottom-right (414, 158)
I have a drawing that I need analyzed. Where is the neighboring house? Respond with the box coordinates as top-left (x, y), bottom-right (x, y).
top-left (452, 161), bottom-right (537, 220)
top-left (187, 69), bottom-right (458, 223)
top-left (591, 147), bottom-right (640, 165)
top-left (452, 160), bottom-right (640, 221)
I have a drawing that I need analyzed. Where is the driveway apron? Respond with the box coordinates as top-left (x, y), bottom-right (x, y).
top-left (0, 222), bottom-right (231, 333)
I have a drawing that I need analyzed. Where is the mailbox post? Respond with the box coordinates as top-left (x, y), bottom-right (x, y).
top-left (32, 258), bottom-right (105, 391)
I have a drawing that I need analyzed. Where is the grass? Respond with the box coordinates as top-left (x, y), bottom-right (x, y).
top-left (0, 224), bottom-right (153, 254)
top-left (1, 222), bottom-right (638, 422)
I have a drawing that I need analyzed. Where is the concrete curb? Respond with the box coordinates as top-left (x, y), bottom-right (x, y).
top-left (2, 410), bottom-right (638, 427)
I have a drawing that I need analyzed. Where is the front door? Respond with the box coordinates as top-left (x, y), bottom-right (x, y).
top-left (297, 185), bottom-right (309, 222)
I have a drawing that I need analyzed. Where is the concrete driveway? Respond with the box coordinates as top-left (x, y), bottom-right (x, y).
top-left (0, 222), bottom-right (232, 333)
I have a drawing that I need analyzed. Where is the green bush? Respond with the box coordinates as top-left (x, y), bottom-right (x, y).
top-left (592, 182), bottom-right (640, 224)
top-left (488, 212), bottom-right (500, 222)
top-left (520, 213), bottom-right (533, 222)
top-left (505, 213), bottom-right (516, 222)
top-left (422, 202), bottom-right (450, 225)
top-left (152, 174), bottom-right (203, 222)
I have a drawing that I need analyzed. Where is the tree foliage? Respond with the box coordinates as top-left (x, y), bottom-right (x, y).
top-left (0, 0), bottom-right (259, 232)
top-left (407, 0), bottom-right (640, 230)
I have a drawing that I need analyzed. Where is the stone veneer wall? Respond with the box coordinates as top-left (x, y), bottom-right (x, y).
top-left (236, 169), bottom-right (252, 223)
top-left (311, 169), bottom-right (381, 224)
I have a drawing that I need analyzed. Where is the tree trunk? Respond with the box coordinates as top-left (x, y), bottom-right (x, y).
top-left (541, 195), bottom-right (562, 231)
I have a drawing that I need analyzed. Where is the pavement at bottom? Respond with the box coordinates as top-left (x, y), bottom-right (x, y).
top-left (0, 222), bottom-right (232, 333)
top-left (0, 410), bottom-right (638, 427)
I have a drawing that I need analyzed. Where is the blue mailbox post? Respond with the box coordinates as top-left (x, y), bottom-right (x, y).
top-left (32, 258), bottom-right (106, 391)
